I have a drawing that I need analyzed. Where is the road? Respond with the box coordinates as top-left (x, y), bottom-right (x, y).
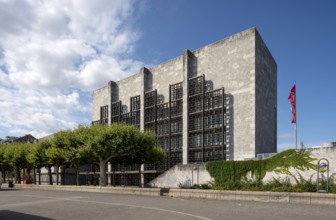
top-left (0, 186), bottom-right (335, 220)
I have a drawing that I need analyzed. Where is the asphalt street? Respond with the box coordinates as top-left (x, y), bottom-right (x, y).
top-left (0, 186), bottom-right (335, 220)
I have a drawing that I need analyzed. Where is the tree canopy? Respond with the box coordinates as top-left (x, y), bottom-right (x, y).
top-left (0, 124), bottom-right (166, 186)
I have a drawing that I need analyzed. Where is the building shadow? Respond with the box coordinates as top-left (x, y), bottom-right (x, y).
top-left (0, 210), bottom-right (54, 220)
top-left (0, 188), bottom-right (21, 192)
top-left (225, 93), bottom-right (234, 160)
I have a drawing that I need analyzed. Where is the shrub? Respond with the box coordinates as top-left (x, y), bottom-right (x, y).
top-left (206, 149), bottom-right (321, 192)
top-left (191, 184), bottom-right (211, 189)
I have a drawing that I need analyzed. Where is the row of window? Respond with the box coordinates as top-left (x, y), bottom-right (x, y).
top-left (120, 111), bottom-right (140, 126)
top-left (156, 135), bottom-right (183, 150)
top-left (157, 103), bottom-right (169, 120)
top-left (157, 137), bottom-right (170, 151)
top-left (189, 115), bottom-right (223, 131)
top-left (189, 76), bottom-right (204, 96)
top-left (188, 75), bottom-right (225, 163)
top-left (189, 94), bottom-right (223, 113)
top-left (189, 129), bottom-right (223, 147)
top-left (156, 120), bottom-right (183, 135)
top-left (189, 150), bottom-right (223, 161)
top-left (170, 83), bottom-right (183, 101)
top-left (100, 105), bottom-right (108, 120)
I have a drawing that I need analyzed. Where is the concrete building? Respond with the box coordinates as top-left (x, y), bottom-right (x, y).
top-left (92, 27), bottom-right (277, 186)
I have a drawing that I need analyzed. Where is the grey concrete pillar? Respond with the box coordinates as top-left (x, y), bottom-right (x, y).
top-left (182, 49), bottom-right (193, 165)
top-left (108, 81), bottom-right (118, 125)
top-left (107, 162), bottom-right (111, 186)
top-left (140, 67), bottom-right (151, 186)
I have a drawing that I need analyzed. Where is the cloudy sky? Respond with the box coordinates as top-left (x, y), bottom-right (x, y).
top-left (0, 0), bottom-right (145, 138)
top-left (0, 0), bottom-right (335, 151)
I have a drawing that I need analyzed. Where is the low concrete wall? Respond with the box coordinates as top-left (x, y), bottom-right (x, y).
top-left (169, 189), bottom-right (336, 206)
top-left (15, 184), bottom-right (162, 196)
top-left (263, 146), bottom-right (336, 184)
top-left (149, 147), bottom-right (336, 189)
top-left (148, 163), bottom-right (213, 188)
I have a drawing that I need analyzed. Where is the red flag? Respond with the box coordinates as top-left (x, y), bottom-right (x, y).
top-left (288, 83), bottom-right (296, 123)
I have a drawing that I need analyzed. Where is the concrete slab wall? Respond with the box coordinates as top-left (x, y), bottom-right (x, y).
top-left (148, 163), bottom-right (213, 188)
top-left (92, 85), bottom-right (109, 121)
top-left (149, 56), bottom-right (183, 103)
top-left (255, 30), bottom-right (277, 154)
top-left (117, 73), bottom-right (142, 112)
top-left (192, 28), bottom-right (257, 160)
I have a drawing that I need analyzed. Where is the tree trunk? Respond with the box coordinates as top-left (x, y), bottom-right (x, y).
top-left (3, 170), bottom-right (6, 182)
top-left (99, 160), bottom-right (107, 186)
top-left (92, 164), bottom-right (95, 185)
top-left (139, 165), bottom-right (141, 188)
top-left (113, 166), bottom-right (115, 187)
top-left (61, 166), bottom-right (66, 185)
top-left (48, 167), bottom-right (53, 185)
top-left (15, 168), bottom-right (21, 183)
top-left (56, 164), bottom-right (60, 185)
top-left (38, 168), bottom-right (41, 185)
top-left (33, 168), bottom-right (36, 184)
top-left (76, 168), bottom-right (80, 186)
top-left (22, 168), bottom-right (26, 181)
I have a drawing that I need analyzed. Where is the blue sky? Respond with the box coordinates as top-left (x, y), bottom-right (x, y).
top-left (0, 0), bottom-right (335, 151)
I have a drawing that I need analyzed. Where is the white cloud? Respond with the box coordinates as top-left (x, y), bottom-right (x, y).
top-left (277, 142), bottom-right (295, 152)
top-left (278, 133), bottom-right (294, 139)
top-left (0, 0), bottom-right (144, 138)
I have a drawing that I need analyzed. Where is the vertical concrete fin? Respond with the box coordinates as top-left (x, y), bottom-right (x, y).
top-left (139, 67), bottom-right (151, 187)
top-left (140, 67), bottom-right (150, 131)
top-left (108, 81), bottom-right (118, 125)
top-left (182, 49), bottom-right (195, 165)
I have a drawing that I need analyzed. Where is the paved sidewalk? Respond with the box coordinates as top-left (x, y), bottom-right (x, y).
top-left (1, 187), bottom-right (336, 220)
top-left (13, 183), bottom-right (336, 207)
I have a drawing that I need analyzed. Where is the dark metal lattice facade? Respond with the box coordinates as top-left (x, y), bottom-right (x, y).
top-left (111, 101), bottom-right (121, 124)
top-left (111, 97), bottom-right (141, 128)
top-left (188, 75), bottom-right (226, 163)
top-left (144, 83), bottom-right (183, 172)
top-left (92, 105), bottom-right (109, 125)
top-left (93, 78), bottom-right (225, 185)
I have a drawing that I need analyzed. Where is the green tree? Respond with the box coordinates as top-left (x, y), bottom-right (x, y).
top-left (0, 144), bottom-right (12, 182)
top-left (118, 127), bottom-right (166, 187)
top-left (77, 125), bottom-right (120, 186)
top-left (30, 124), bottom-right (166, 187)
top-left (45, 138), bottom-right (66, 185)
top-left (3, 143), bottom-right (30, 183)
top-left (79, 124), bottom-right (166, 187)
top-left (54, 130), bottom-right (87, 185)
top-left (26, 141), bottom-right (51, 184)
top-left (0, 144), bottom-right (6, 171)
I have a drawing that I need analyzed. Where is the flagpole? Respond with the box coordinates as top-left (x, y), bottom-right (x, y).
top-left (294, 80), bottom-right (297, 150)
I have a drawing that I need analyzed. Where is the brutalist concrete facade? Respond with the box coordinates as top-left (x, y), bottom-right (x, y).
top-left (92, 27), bottom-right (277, 162)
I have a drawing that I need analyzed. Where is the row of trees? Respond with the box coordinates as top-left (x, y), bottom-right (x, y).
top-left (0, 124), bottom-right (166, 186)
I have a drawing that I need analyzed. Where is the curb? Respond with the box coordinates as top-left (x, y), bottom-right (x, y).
top-left (14, 184), bottom-right (162, 197)
top-left (169, 189), bottom-right (336, 206)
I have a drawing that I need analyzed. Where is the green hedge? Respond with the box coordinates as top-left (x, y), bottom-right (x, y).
top-left (206, 149), bottom-right (317, 190)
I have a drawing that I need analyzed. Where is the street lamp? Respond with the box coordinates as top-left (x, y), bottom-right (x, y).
top-left (317, 158), bottom-right (329, 193)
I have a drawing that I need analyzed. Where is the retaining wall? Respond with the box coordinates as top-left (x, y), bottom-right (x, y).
top-left (169, 189), bottom-right (336, 206)
top-left (15, 184), bottom-right (162, 196)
